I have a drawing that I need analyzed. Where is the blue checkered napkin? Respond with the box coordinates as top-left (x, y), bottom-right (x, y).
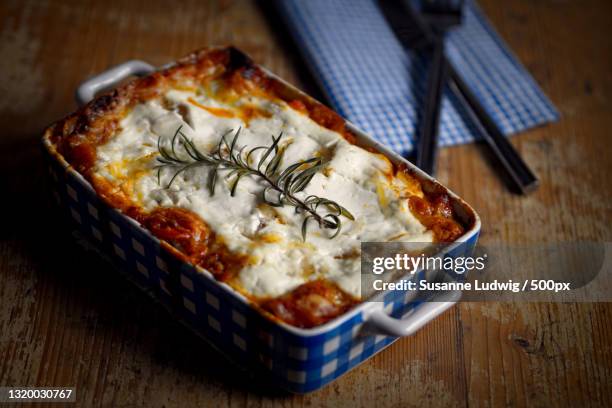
top-left (274, 0), bottom-right (559, 155)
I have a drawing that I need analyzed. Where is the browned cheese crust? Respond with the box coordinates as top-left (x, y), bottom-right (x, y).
top-left (46, 47), bottom-right (465, 328)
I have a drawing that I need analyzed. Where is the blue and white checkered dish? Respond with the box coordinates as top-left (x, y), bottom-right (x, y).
top-left (43, 48), bottom-right (482, 392)
top-left (275, 0), bottom-right (559, 155)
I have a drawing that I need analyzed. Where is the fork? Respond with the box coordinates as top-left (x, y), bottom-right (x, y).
top-left (414, 0), bottom-right (463, 175)
top-left (380, 0), bottom-right (539, 193)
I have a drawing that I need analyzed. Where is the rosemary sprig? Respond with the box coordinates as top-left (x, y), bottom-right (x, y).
top-left (155, 126), bottom-right (354, 239)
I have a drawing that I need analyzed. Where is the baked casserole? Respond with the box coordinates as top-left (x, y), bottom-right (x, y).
top-left (46, 47), bottom-right (466, 328)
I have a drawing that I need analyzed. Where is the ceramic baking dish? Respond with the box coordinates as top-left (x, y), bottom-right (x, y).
top-left (42, 47), bottom-right (480, 393)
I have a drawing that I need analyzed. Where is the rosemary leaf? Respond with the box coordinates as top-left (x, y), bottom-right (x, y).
top-left (156, 126), bottom-right (354, 240)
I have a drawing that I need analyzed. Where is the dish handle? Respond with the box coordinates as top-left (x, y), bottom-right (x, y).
top-left (367, 290), bottom-right (461, 337)
top-left (75, 60), bottom-right (155, 105)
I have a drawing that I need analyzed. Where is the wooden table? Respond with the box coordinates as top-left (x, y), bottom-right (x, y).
top-left (1, 0), bottom-right (610, 406)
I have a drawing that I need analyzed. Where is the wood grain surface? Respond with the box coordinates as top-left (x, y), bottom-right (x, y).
top-left (0, 0), bottom-right (611, 407)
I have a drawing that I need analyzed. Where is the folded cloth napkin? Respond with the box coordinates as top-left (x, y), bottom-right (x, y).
top-left (274, 0), bottom-right (559, 155)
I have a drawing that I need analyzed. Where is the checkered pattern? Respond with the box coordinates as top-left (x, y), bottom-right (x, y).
top-left (44, 140), bottom-right (479, 393)
top-left (274, 0), bottom-right (559, 155)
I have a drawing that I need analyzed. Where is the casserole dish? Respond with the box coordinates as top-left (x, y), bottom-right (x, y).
top-left (43, 46), bottom-right (480, 393)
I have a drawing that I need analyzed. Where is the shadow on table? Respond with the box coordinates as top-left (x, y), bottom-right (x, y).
top-left (255, 0), bottom-right (326, 104)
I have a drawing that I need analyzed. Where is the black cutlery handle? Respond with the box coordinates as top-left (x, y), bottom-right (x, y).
top-left (416, 39), bottom-right (448, 175)
top-left (447, 65), bottom-right (539, 193)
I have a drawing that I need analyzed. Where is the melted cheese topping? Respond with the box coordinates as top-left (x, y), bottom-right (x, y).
top-left (94, 88), bottom-right (432, 299)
